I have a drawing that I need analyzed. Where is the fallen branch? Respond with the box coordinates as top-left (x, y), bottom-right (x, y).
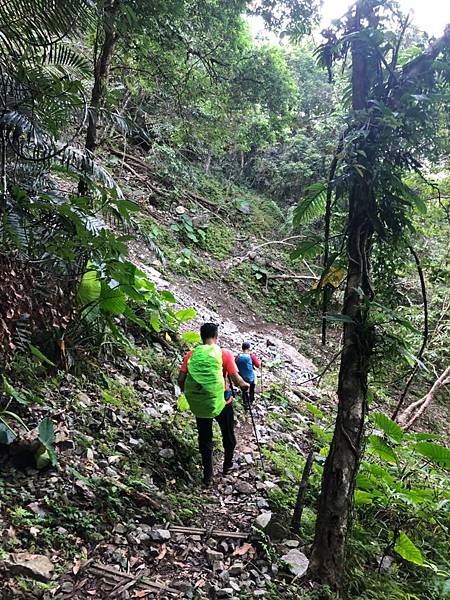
top-left (168, 525), bottom-right (247, 539)
top-left (224, 235), bottom-right (309, 271)
top-left (87, 563), bottom-right (181, 595)
top-left (397, 365), bottom-right (450, 429)
top-left (299, 348), bottom-right (344, 386)
top-left (100, 476), bottom-right (161, 510)
top-left (267, 274), bottom-right (318, 281)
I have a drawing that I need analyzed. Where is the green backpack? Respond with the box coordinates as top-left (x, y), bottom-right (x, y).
top-left (184, 344), bottom-right (225, 418)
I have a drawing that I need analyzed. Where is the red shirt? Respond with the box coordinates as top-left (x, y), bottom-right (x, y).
top-left (180, 347), bottom-right (238, 400)
top-left (251, 354), bottom-right (261, 369)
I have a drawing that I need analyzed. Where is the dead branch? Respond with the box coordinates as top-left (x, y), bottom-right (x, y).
top-left (397, 365), bottom-right (450, 429)
top-left (224, 235), bottom-right (309, 271)
top-left (267, 274), bottom-right (318, 281)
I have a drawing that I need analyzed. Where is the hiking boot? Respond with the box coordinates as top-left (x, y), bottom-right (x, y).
top-left (222, 462), bottom-right (236, 476)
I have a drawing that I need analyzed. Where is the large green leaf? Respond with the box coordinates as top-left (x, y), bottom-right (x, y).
top-left (371, 412), bottom-right (403, 443)
top-left (181, 331), bottom-right (202, 344)
top-left (293, 183), bottom-right (327, 225)
top-left (2, 375), bottom-right (29, 405)
top-left (29, 344), bottom-right (56, 368)
top-left (161, 290), bottom-right (176, 303)
top-left (354, 489), bottom-right (374, 505)
top-left (394, 531), bottom-right (424, 566)
top-left (414, 442), bottom-right (450, 468)
top-left (0, 422), bottom-right (17, 445)
top-left (175, 308), bottom-right (197, 324)
top-left (368, 435), bottom-right (398, 464)
top-left (99, 289), bottom-right (127, 315)
top-left (78, 267), bottom-right (101, 306)
top-left (305, 402), bottom-right (324, 420)
top-left (38, 417), bottom-right (55, 448)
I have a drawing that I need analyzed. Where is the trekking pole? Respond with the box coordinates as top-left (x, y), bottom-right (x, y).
top-left (247, 397), bottom-right (265, 473)
top-left (260, 363), bottom-right (263, 397)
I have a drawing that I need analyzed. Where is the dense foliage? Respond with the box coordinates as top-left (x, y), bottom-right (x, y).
top-left (0, 0), bottom-right (449, 599)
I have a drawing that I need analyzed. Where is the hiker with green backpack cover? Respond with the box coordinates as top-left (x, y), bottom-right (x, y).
top-left (177, 322), bottom-right (249, 487)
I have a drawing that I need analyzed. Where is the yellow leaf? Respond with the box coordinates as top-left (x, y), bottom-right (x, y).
top-left (312, 266), bottom-right (346, 290)
top-left (165, 333), bottom-right (172, 342)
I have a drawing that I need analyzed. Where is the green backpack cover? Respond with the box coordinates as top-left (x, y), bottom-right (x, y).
top-left (184, 344), bottom-right (225, 418)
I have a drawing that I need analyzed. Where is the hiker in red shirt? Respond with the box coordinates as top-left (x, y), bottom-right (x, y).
top-left (177, 323), bottom-right (249, 486)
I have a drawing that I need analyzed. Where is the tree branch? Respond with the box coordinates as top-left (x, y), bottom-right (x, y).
top-left (392, 245), bottom-right (428, 420)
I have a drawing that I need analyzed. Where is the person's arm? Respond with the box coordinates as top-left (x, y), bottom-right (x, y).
top-left (251, 354), bottom-right (261, 369)
top-left (230, 372), bottom-right (249, 390)
top-left (177, 370), bottom-right (187, 392)
top-left (177, 352), bottom-right (191, 391)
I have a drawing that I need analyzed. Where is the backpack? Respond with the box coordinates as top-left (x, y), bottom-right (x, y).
top-left (184, 344), bottom-right (225, 418)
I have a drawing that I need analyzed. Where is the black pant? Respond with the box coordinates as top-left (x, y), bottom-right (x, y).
top-left (242, 382), bottom-right (255, 408)
top-left (196, 402), bottom-right (236, 482)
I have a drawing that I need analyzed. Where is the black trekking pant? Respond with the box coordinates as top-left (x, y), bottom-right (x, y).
top-left (196, 402), bottom-right (236, 482)
top-left (242, 382), bottom-right (255, 408)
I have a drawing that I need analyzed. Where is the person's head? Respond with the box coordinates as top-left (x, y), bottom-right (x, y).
top-left (242, 341), bottom-right (251, 353)
top-left (200, 322), bottom-right (219, 344)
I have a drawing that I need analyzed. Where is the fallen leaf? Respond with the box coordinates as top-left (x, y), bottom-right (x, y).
top-left (233, 542), bottom-right (255, 556)
top-left (29, 527), bottom-right (40, 537)
top-left (134, 591), bottom-right (152, 598)
top-left (72, 559), bottom-right (81, 575)
top-left (157, 544), bottom-right (167, 560)
top-left (195, 578), bottom-right (206, 588)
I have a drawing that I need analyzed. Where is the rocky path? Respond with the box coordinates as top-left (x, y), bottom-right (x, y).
top-left (0, 248), bottom-right (321, 600)
top-left (95, 248), bottom-right (320, 598)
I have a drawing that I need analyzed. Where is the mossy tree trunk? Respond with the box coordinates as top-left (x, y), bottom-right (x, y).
top-left (307, 2), bottom-right (374, 591)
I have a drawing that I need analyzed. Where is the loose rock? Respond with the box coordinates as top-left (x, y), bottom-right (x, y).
top-left (235, 480), bottom-right (253, 495)
top-left (255, 511), bottom-right (272, 529)
top-left (149, 528), bottom-right (171, 542)
top-left (281, 549), bottom-right (309, 577)
top-left (1, 553), bottom-right (54, 582)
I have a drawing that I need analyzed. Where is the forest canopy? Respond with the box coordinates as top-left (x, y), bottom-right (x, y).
top-left (0, 1), bottom-right (449, 599)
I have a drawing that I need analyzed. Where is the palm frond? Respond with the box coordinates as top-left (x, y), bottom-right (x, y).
top-left (0, 0), bottom-right (94, 56)
top-left (293, 182), bottom-right (327, 225)
top-left (60, 146), bottom-right (123, 197)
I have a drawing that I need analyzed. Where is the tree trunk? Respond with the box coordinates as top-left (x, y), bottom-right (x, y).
top-left (79, 0), bottom-right (121, 194)
top-left (308, 3), bottom-right (374, 591)
top-left (291, 450), bottom-right (314, 533)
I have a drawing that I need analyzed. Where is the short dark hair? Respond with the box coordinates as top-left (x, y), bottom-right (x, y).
top-left (200, 322), bottom-right (218, 343)
top-left (242, 341), bottom-right (251, 351)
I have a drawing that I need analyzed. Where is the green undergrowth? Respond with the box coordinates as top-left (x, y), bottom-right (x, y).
top-left (0, 347), bottom-right (207, 575)
top-left (260, 385), bottom-right (450, 600)
top-left (134, 159), bottom-right (321, 341)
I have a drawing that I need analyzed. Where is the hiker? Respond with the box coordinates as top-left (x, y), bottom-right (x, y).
top-left (235, 341), bottom-right (261, 410)
top-left (177, 322), bottom-right (249, 487)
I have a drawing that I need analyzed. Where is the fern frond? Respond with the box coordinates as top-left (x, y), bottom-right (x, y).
top-left (293, 183), bottom-right (327, 225)
top-left (59, 146), bottom-right (123, 198)
top-left (0, 0), bottom-right (94, 56)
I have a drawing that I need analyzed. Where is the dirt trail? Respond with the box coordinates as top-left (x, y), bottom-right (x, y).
top-left (58, 246), bottom-right (319, 599)
top-left (110, 246), bottom-right (320, 598)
